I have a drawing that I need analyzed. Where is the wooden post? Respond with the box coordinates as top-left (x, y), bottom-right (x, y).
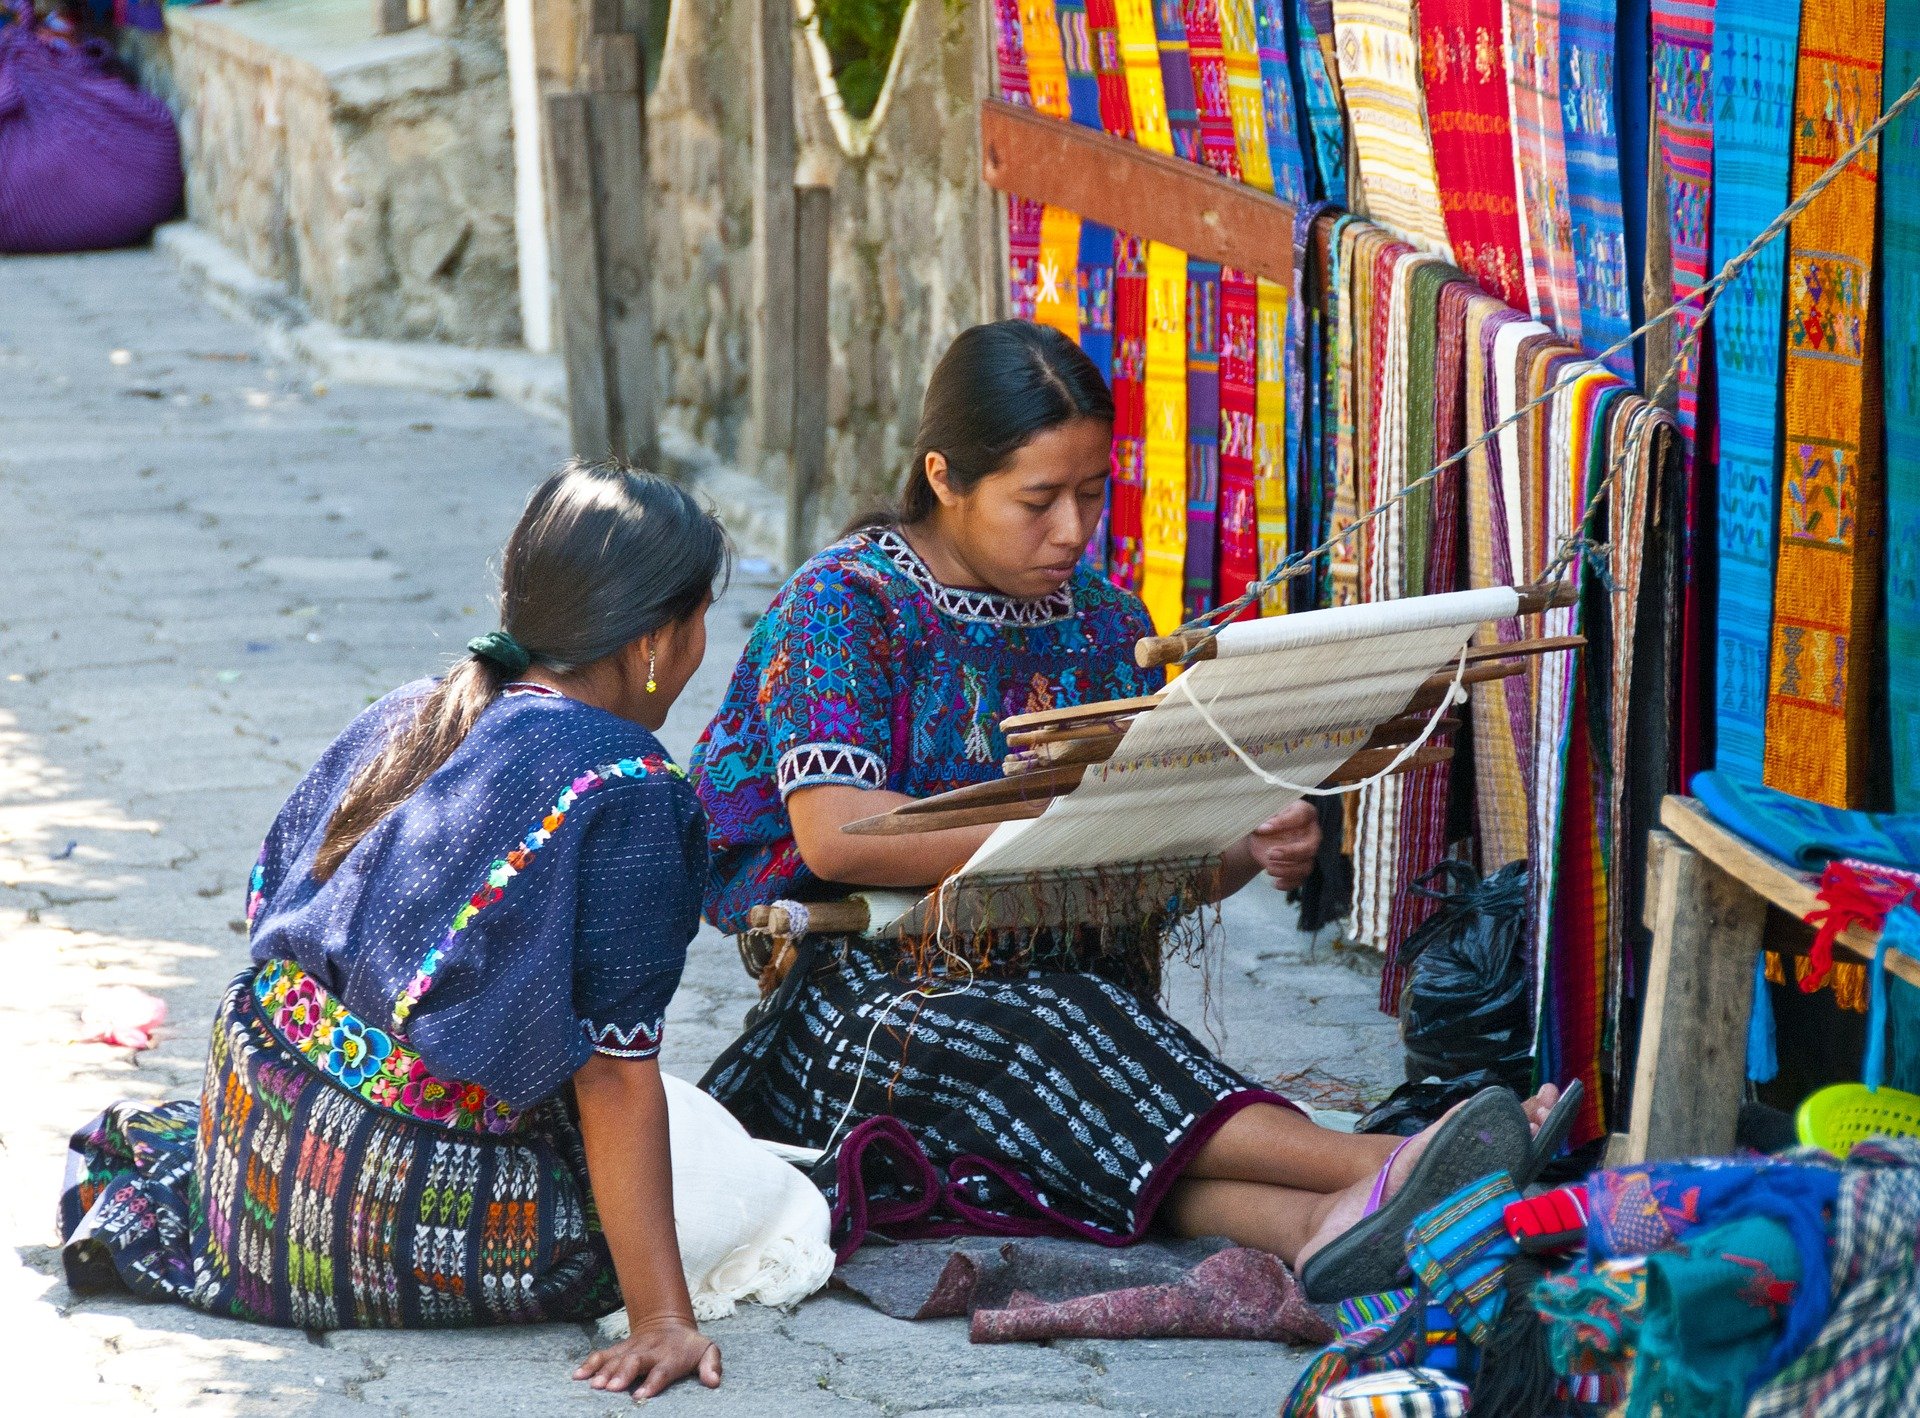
top-left (1624, 829), bottom-right (1768, 1162)
top-left (751, 0), bottom-right (798, 486)
top-left (544, 4), bottom-right (658, 468)
top-left (546, 92), bottom-right (612, 456)
top-left (787, 181), bottom-right (832, 572)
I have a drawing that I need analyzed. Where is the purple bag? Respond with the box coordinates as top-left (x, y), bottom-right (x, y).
top-left (0, 2), bottom-right (182, 253)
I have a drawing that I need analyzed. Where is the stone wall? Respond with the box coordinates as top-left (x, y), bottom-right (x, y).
top-left (142, 0), bottom-right (521, 346)
top-left (643, 0), bottom-right (1003, 523)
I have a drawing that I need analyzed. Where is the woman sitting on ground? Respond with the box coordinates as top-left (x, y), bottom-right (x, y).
top-left (61, 463), bottom-right (729, 1401)
top-left (692, 322), bottom-right (1561, 1296)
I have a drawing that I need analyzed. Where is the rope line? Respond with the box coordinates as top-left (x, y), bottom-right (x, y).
top-left (1174, 67), bottom-right (1920, 652)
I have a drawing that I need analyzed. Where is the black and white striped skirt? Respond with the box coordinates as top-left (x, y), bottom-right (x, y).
top-left (700, 945), bottom-right (1295, 1254)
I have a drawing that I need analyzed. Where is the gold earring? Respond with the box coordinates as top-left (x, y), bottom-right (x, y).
top-left (646, 651), bottom-right (658, 694)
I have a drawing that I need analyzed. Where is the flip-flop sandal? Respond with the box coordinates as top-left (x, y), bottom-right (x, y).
top-left (1517, 1078), bottom-right (1584, 1189)
top-left (1299, 1087), bottom-right (1530, 1304)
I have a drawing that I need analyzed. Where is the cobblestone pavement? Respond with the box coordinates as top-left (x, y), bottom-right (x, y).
top-left (1, 248), bottom-right (1401, 1416)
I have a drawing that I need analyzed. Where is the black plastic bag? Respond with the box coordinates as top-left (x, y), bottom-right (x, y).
top-left (1355, 1068), bottom-right (1511, 1137)
top-left (1397, 859), bottom-right (1532, 1090)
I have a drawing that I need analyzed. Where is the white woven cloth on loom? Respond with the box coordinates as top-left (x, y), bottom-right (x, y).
top-left (959, 588), bottom-right (1520, 880)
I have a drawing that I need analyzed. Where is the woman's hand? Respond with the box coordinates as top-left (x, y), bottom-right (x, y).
top-left (574, 1317), bottom-right (722, 1402)
top-left (1244, 801), bottom-right (1321, 891)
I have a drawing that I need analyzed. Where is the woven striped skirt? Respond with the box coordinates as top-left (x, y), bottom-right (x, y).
top-left (701, 944), bottom-right (1293, 1255)
top-left (57, 967), bottom-right (619, 1328)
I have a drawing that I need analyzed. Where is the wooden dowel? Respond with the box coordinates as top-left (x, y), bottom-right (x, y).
top-left (892, 761), bottom-right (1089, 813)
top-left (1134, 587), bottom-right (1581, 669)
top-left (843, 798), bottom-right (1050, 837)
top-left (747, 898), bottom-right (872, 936)
top-left (1000, 690), bottom-right (1163, 735)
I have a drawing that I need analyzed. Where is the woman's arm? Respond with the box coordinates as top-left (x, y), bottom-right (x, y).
top-left (571, 1054), bottom-right (722, 1400)
top-left (786, 783), bottom-right (998, 889)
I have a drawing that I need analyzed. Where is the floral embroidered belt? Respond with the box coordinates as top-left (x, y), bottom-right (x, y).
top-left (253, 957), bottom-right (524, 1135)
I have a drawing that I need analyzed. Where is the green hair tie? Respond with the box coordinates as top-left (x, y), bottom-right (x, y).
top-left (467, 629), bottom-right (532, 675)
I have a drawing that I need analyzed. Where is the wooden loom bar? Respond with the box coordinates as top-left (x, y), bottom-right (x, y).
top-left (748, 899), bottom-right (874, 937)
top-left (978, 100), bottom-right (1296, 287)
top-left (1134, 585), bottom-right (1582, 668)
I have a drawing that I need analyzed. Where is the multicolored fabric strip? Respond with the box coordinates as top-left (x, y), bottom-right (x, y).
top-left (1183, 259), bottom-right (1224, 618)
top-left (1252, 0), bottom-right (1310, 203)
top-left (1034, 204), bottom-right (1084, 340)
top-left (994, 0), bottom-right (1043, 320)
top-left (1141, 239), bottom-right (1190, 632)
top-left (1300, 0), bottom-right (1350, 203)
top-left (1885, 0), bottom-right (1920, 811)
top-left (1558, 0), bottom-right (1634, 377)
top-left (1218, 268), bottom-right (1261, 613)
top-left (1764, 0), bottom-right (1886, 807)
top-left (1709, 0), bottom-right (1800, 785)
top-left (1332, 0), bottom-right (1455, 259)
top-left (1217, 0), bottom-right (1273, 192)
top-left (1116, 0), bottom-right (1176, 152)
top-left (1155, 0), bottom-right (1205, 160)
top-left (1650, 0), bottom-right (1716, 460)
top-left (1110, 235), bottom-right (1151, 590)
top-left (257, 958), bottom-right (526, 1134)
top-left (1184, 0), bottom-right (1243, 178)
top-left (1417, 0), bottom-right (1528, 310)
top-left (1255, 273), bottom-right (1290, 612)
top-left (1506, 0), bottom-right (1583, 341)
top-left (1087, 0), bottom-right (1138, 137)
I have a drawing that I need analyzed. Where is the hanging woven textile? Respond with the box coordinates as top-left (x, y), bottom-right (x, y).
top-left (1057, 0), bottom-right (1104, 121)
top-left (1219, 269), bottom-right (1261, 614)
top-left (1330, 1), bottom-right (1455, 258)
top-left (1218, 0), bottom-right (1275, 192)
top-left (1255, 275), bottom-right (1290, 613)
top-left (1154, 0), bottom-right (1205, 160)
top-left (1252, 0), bottom-right (1310, 203)
top-left (1184, 0), bottom-right (1245, 178)
top-left (1709, 0), bottom-right (1800, 787)
top-left (1504, 0), bottom-right (1582, 341)
top-left (1885, 1), bottom-right (1920, 811)
top-left (1649, 0), bottom-right (1715, 461)
top-left (1141, 240), bottom-right (1190, 634)
top-left (993, 0), bottom-right (1043, 319)
top-left (1110, 236), bottom-right (1150, 591)
top-left (1616, 0), bottom-right (1652, 381)
top-left (1292, 0), bottom-right (1349, 203)
top-left (1087, 0), bottom-right (1138, 135)
top-left (1020, 0), bottom-right (1076, 115)
top-left (1467, 305), bottom-right (1548, 869)
top-left (1416, 0), bottom-right (1528, 310)
top-left (1115, 0), bottom-right (1176, 152)
top-left (1034, 205), bottom-right (1084, 340)
top-left (1558, 0), bottom-right (1634, 379)
top-left (1184, 260), bottom-right (1224, 619)
top-left (1765, 0), bottom-right (1887, 808)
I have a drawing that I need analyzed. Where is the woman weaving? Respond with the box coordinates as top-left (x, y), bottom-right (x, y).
top-left (693, 322), bottom-right (1566, 1295)
top-left (60, 465), bottom-right (730, 1401)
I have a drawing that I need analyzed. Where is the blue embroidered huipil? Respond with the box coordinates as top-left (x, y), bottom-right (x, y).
top-left (691, 529), bottom-right (1159, 931)
top-left (247, 682), bottom-right (707, 1107)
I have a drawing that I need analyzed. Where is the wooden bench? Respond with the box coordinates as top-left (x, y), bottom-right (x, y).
top-left (1617, 795), bottom-right (1916, 1163)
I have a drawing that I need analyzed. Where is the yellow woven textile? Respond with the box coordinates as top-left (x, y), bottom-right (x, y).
top-left (1141, 240), bottom-right (1190, 634)
top-left (1255, 274), bottom-right (1289, 614)
top-left (1218, 0), bottom-right (1275, 193)
top-left (1764, 0), bottom-right (1886, 808)
top-left (1018, 0), bottom-right (1074, 117)
top-left (1330, 0), bottom-right (1455, 259)
top-left (1034, 205), bottom-right (1084, 340)
top-left (1114, 0), bottom-right (1175, 154)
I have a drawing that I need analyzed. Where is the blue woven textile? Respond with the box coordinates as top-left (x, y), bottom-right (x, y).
top-left (1289, 0), bottom-right (1345, 204)
top-left (1709, 0), bottom-right (1801, 786)
top-left (1254, 0), bottom-right (1310, 203)
top-left (1884, 1), bottom-right (1920, 811)
top-left (1560, 0), bottom-right (1635, 379)
top-left (1691, 770), bottom-right (1920, 871)
top-left (1615, 0), bottom-right (1652, 380)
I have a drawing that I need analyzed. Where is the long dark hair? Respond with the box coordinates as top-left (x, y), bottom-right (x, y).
top-left (313, 459), bottom-right (729, 881)
top-left (849, 320), bottom-right (1115, 531)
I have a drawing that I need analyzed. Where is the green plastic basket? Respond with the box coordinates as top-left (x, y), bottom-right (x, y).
top-left (1796, 1083), bottom-right (1920, 1155)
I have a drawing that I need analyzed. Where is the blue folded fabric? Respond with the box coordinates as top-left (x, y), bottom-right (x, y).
top-left (1690, 772), bottom-right (1920, 871)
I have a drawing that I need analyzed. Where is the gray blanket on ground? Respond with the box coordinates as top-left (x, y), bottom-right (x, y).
top-left (832, 1235), bottom-right (1337, 1346)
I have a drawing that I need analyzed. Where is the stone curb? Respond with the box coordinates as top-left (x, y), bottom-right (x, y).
top-left (152, 221), bottom-right (790, 565)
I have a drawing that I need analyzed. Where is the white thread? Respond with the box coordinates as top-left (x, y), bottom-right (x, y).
top-left (1167, 644), bottom-right (1470, 798)
top-left (773, 899), bottom-right (811, 938)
